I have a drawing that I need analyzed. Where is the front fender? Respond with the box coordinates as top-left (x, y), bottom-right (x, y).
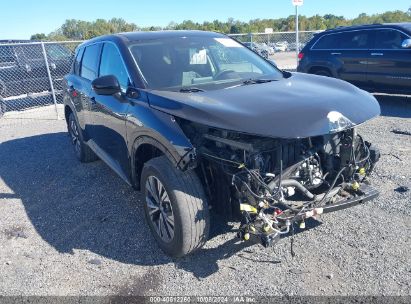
top-left (126, 93), bottom-right (196, 186)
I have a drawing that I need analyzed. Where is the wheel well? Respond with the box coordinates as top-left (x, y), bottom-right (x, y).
top-left (308, 66), bottom-right (331, 75)
top-left (134, 143), bottom-right (165, 189)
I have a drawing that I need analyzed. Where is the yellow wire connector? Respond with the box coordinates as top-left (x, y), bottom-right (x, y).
top-left (263, 224), bottom-right (271, 232)
top-left (352, 181), bottom-right (360, 191)
top-left (359, 168), bottom-right (366, 176)
top-left (240, 203), bottom-right (258, 214)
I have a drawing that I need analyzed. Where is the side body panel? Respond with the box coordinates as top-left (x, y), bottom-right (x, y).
top-left (126, 90), bottom-right (195, 187)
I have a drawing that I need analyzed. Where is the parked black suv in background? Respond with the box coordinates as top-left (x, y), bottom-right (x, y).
top-left (297, 23), bottom-right (411, 94)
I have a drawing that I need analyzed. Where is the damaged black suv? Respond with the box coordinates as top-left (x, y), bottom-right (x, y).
top-left (63, 31), bottom-right (381, 257)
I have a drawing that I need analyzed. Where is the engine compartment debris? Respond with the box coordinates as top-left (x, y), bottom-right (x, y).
top-left (179, 119), bottom-right (380, 248)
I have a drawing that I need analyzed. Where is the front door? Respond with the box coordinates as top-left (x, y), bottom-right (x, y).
top-left (367, 29), bottom-right (411, 94)
top-left (88, 42), bottom-right (131, 177)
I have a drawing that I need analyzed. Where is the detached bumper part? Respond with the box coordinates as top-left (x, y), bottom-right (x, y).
top-left (291, 184), bottom-right (379, 224)
top-left (244, 184), bottom-right (379, 248)
top-left (320, 184), bottom-right (379, 214)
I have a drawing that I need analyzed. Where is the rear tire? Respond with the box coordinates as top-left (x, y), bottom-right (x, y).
top-left (67, 112), bottom-right (98, 163)
top-left (141, 156), bottom-right (210, 258)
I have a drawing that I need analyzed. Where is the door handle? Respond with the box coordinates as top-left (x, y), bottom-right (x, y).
top-left (331, 52), bottom-right (341, 55)
top-left (371, 53), bottom-right (384, 56)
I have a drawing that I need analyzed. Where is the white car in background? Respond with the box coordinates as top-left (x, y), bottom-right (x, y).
top-left (257, 43), bottom-right (275, 55)
top-left (274, 41), bottom-right (289, 52)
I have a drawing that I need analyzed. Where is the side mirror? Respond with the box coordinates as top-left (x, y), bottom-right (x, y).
top-left (92, 75), bottom-right (121, 95)
top-left (402, 39), bottom-right (411, 49)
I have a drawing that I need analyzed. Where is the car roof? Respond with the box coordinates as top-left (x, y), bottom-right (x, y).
top-left (321, 22), bottom-right (411, 34)
top-left (79, 30), bottom-right (227, 48)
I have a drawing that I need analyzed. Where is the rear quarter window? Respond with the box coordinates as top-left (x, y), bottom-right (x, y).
top-left (73, 47), bottom-right (85, 75)
top-left (80, 44), bottom-right (101, 81)
top-left (312, 34), bottom-right (338, 50)
top-left (313, 31), bottom-right (371, 50)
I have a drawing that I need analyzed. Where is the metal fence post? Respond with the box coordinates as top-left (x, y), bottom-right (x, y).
top-left (41, 42), bottom-right (60, 119)
top-left (295, 5), bottom-right (300, 66)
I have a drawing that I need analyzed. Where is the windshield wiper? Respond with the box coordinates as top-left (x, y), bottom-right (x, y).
top-left (179, 87), bottom-right (205, 93)
top-left (242, 78), bottom-right (278, 85)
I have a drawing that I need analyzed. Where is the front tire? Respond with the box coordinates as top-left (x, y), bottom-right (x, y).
top-left (67, 112), bottom-right (98, 163)
top-left (141, 156), bottom-right (210, 258)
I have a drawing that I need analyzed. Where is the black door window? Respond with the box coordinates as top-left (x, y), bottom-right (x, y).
top-left (0, 46), bottom-right (16, 64)
top-left (374, 29), bottom-right (408, 50)
top-left (47, 44), bottom-right (72, 61)
top-left (338, 31), bottom-right (370, 49)
top-left (73, 47), bottom-right (84, 75)
top-left (80, 44), bottom-right (101, 81)
top-left (21, 44), bottom-right (44, 60)
top-left (312, 34), bottom-right (339, 49)
top-left (313, 31), bottom-right (370, 50)
top-left (99, 43), bottom-right (129, 90)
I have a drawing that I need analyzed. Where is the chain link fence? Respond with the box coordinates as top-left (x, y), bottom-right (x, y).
top-left (0, 31), bottom-right (320, 121)
top-left (0, 41), bottom-right (81, 120)
top-left (228, 30), bottom-right (321, 70)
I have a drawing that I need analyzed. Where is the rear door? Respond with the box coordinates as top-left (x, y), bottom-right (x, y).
top-left (367, 28), bottom-right (411, 93)
top-left (88, 42), bottom-right (131, 176)
top-left (65, 47), bottom-right (88, 131)
top-left (332, 30), bottom-right (371, 88)
top-left (75, 43), bottom-right (102, 138)
top-left (311, 30), bottom-right (372, 88)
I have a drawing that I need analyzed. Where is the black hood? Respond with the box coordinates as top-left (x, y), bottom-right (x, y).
top-left (146, 72), bottom-right (380, 138)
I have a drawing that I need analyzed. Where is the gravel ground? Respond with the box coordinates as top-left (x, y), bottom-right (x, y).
top-left (0, 95), bottom-right (410, 297)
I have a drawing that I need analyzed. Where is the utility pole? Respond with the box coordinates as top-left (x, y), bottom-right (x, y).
top-left (296, 4), bottom-right (299, 56)
top-left (292, 0), bottom-right (303, 65)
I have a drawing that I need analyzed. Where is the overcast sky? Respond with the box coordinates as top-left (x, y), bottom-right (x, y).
top-left (1, 0), bottom-right (410, 39)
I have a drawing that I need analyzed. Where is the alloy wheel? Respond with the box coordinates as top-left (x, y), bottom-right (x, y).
top-left (145, 175), bottom-right (175, 242)
top-left (69, 119), bottom-right (81, 156)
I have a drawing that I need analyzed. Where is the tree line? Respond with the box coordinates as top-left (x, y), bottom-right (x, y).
top-left (30, 9), bottom-right (411, 41)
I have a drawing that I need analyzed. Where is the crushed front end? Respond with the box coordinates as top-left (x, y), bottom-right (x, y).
top-left (179, 120), bottom-right (380, 248)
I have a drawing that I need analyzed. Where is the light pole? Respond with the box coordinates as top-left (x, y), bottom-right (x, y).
top-left (292, 0), bottom-right (303, 66)
top-left (296, 4), bottom-right (299, 57)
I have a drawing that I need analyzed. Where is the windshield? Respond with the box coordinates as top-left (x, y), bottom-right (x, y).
top-left (129, 35), bottom-right (283, 91)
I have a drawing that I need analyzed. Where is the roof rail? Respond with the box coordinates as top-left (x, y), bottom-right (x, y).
top-left (326, 23), bottom-right (383, 31)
